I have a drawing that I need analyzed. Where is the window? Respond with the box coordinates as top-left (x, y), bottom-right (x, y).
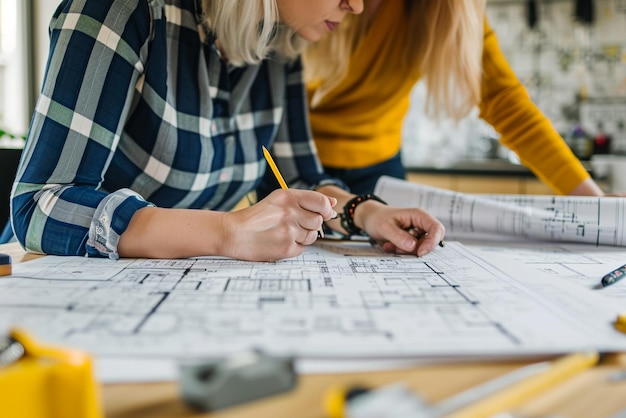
top-left (0, 0), bottom-right (32, 142)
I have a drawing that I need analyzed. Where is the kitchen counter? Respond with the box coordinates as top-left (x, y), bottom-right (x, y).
top-left (404, 159), bottom-right (606, 195)
top-left (406, 158), bottom-right (599, 178)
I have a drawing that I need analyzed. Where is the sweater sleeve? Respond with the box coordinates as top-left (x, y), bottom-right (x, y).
top-left (478, 17), bottom-right (590, 195)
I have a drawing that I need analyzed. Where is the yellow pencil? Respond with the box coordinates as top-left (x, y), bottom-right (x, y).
top-left (262, 146), bottom-right (324, 238)
top-left (262, 146), bottom-right (288, 190)
top-left (447, 351), bottom-right (599, 418)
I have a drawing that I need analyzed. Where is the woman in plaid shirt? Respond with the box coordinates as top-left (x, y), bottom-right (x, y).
top-left (11, 0), bottom-right (445, 261)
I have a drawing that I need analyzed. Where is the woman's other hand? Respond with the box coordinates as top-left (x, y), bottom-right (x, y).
top-left (355, 200), bottom-right (446, 257)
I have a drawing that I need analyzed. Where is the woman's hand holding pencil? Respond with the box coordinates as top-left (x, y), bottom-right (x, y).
top-left (223, 188), bottom-right (337, 261)
top-left (261, 145), bottom-right (445, 259)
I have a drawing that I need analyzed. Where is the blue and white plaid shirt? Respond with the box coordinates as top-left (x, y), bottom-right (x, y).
top-left (11, 0), bottom-right (343, 258)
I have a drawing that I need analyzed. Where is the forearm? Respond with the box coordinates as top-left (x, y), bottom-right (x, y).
top-left (117, 207), bottom-right (227, 259)
top-left (568, 178), bottom-right (605, 196)
top-left (119, 189), bottom-right (340, 261)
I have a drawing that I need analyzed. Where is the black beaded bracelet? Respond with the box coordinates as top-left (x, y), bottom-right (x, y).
top-left (340, 194), bottom-right (387, 236)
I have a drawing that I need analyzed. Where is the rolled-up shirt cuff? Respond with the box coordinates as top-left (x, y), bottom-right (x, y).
top-left (86, 189), bottom-right (154, 259)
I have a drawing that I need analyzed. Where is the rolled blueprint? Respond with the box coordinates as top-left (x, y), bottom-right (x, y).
top-left (375, 176), bottom-right (626, 246)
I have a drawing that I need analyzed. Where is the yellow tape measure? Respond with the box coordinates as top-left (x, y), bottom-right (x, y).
top-left (0, 328), bottom-right (103, 418)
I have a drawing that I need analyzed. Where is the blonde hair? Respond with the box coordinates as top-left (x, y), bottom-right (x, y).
top-left (304, 0), bottom-right (485, 120)
top-left (201, 0), bottom-right (307, 66)
top-left (303, 13), bottom-right (366, 107)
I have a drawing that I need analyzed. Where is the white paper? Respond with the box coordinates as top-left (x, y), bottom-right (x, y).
top-left (374, 176), bottom-right (626, 246)
top-left (464, 241), bottom-right (626, 299)
top-left (1, 240), bottom-right (625, 382)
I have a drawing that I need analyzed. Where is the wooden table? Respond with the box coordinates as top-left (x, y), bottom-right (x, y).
top-left (3, 242), bottom-right (626, 418)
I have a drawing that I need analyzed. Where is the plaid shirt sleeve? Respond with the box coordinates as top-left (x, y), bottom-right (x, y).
top-left (11, 0), bottom-right (153, 258)
top-left (261, 57), bottom-right (348, 194)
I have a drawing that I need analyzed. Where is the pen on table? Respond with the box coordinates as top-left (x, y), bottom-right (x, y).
top-left (262, 146), bottom-right (324, 238)
top-left (600, 264), bottom-right (626, 288)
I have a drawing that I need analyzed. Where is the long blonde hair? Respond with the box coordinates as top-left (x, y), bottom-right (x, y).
top-left (201, 0), bottom-right (307, 66)
top-left (304, 0), bottom-right (485, 120)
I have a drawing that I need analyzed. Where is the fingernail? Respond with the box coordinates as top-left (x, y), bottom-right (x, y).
top-left (330, 211), bottom-right (338, 219)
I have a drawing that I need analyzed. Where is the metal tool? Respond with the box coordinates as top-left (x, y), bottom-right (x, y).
top-left (179, 349), bottom-right (297, 411)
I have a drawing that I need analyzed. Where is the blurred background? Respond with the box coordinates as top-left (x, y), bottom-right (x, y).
top-left (1, 0), bottom-right (626, 226)
top-left (402, 0), bottom-right (626, 193)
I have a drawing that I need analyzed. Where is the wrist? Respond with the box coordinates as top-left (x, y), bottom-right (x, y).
top-left (568, 178), bottom-right (605, 196)
top-left (340, 194), bottom-right (386, 236)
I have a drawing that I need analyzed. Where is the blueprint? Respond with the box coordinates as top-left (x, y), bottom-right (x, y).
top-left (0, 241), bottom-right (624, 383)
top-left (375, 176), bottom-right (626, 246)
top-left (464, 241), bottom-right (626, 299)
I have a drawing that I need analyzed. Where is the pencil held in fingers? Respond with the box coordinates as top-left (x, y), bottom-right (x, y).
top-left (364, 206), bottom-right (445, 257)
top-left (406, 227), bottom-right (427, 240)
top-left (406, 228), bottom-right (446, 250)
top-left (262, 146), bottom-right (288, 190)
top-left (263, 146), bottom-right (328, 239)
top-left (412, 219), bottom-right (446, 257)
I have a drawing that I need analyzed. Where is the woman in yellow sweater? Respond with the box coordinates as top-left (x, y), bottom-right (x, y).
top-left (304, 0), bottom-right (606, 196)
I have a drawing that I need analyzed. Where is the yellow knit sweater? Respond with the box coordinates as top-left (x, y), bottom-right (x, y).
top-left (307, 2), bottom-right (589, 195)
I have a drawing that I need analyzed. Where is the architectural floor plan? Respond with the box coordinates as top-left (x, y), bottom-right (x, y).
top-left (1, 240), bottom-right (624, 381)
